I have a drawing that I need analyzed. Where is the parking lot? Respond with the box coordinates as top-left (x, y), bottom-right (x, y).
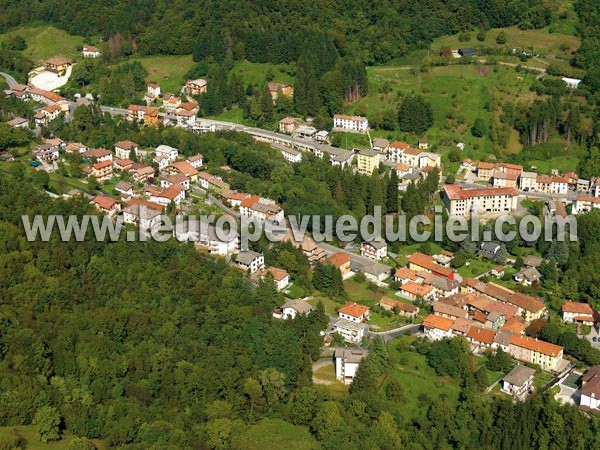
top-left (581, 325), bottom-right (600, 349)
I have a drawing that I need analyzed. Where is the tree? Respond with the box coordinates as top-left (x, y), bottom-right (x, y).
top-left (68, 437), bottom-right (96, 450)
top-left (386, 170), bottom-right (399, 213)
top-left (398, 95), bottom-right (433, 134)
top-left (496, 32), bottom-right (507, 44)
top-left (471, 117), bottom-right (487, 137)
top-left (494, 244), bottom-right (508, 264)
top-left (311, 401), bottom-right (343, 441)
top-left (33, 406), bottom-right (61, 443)
top-left (33, 170), bottom-right (50, 190)
top-left (243, 378), bottom-right (263, 420)
top-left (451, 253), bottom-right (467, 268)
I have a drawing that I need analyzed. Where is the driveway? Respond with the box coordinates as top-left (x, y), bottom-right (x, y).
top-left (29, 65), bottom-right (72, 91)
top-left (581, 325), bottom-right (600, 349)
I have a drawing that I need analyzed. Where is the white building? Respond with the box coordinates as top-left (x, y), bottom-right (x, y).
top-left (332, 318), bottom-right (367, 344)
top-left (562, 77), bottom-right (582, 89)
top-left (274, 299), bottom-right (313, 320)
top-left (114, 141), bottom-right (139, 160)
top-left (360, 240), bottom-right (388, 261)
top-left (561, 301), bottom-right (595, 325)
top-left (335, 348), bottom-right (369, 385)
top-left (573, 196), bottom-right (600, 215)
top-left (501, 365), bottom-right (536, 400)
top-left (581, 367), bottom-right (600, 410)
top-left (333, 114), bottom-right (368, 133)
top-left (423, 314), bottom-right (454, 340)
top-left (155, 145), bottom-right (178, 162)
top-left (82, 45), bottom-right (100, 58)
top-left (337, 302), bottom-right (370, 324)
top-left (235, 250), bottom-right (264, 274)
top-left (519, 171), bottom-right (538, 191)
top-left (240, 195), bottom-right (284, 223)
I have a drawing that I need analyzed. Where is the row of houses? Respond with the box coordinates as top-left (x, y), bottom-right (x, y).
top-left (423, 311), bottom-right (564, 371)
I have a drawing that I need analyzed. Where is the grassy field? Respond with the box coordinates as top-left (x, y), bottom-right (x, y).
top-left (2, 24), bottom-right (87, 64)
top-left (126, 54), bottom-right (195, 94)
top-left (231, 60), bottom-right (294, 89)
top-left (456, 257), bottom-right (497, 278)
top-left (233, 419), bottom-right (320, 450)
top-left (429, 26), bottom-right (580, 60)
top-left (353, 64), bottom-right (539, 167)
top-left (0, 426), bottom-right (105, 450)
top-left (386, 336), bottom-right (462, 419)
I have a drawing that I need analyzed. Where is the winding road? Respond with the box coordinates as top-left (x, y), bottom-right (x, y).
top-left (0, 72), bottom-right (18, 88)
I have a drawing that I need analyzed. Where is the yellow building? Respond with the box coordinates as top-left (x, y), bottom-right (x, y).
top-left (356, 148), bottom-right (380, 176)
top-left (45, 57), bottom-right (71, 74)
top-left (508, 334), bottom-right (563, 371)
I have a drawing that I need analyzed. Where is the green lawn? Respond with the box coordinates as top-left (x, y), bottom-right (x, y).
top-left (386, 336), bottom-right (462, 419)
top-left (125, 54), bottom-right (195, 94)
top-left (232, 419), bottom-right (320, 450)
top-left (2, 24), bottom-right (87, 64)
top-left (231, 60), bottom-right (294, 89)
top-left (0, 426), bottom-right (105, 450)
top-left (456, 258), bottom-right (497, 278)
top-left (429, 26), bottom-right (580, 59)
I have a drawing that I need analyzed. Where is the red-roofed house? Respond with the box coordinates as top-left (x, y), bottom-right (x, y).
top-left (328, 252), bottom-right (351, 274)
top-left (562, 301), bottom-right (595, 325)
top-left (423, 314), bottom-right (454, 340)
top-left (408, 252), bottom-right (455, 280)
top-left (509, 335), bottom-right (564, 371)
top-left (442, 184), bottom-right (518, 217)
top-left (338, 302), bottom-right (370, 323)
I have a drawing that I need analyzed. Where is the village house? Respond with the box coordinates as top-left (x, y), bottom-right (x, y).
top-left (423, 314), bottom-right (455, 340)
top-left (361, 263), bottom-right (391, 283)
top-left (508, 334), bottom-right (564, 371)
top-left (329, 252), bottom-right (352, 275)
top-left (65, 142), bottom-right (87, 154)
top-left (355, 148), bottom-right (380, 175)
top-left (161, 93), bottom-right (181, 112)
top-left (442, 184), bottom-right (518, 217)
top-left (220, 190), bottom-right (250, 208)
top-left (387, 141), bottom-right (410, 163)
top-left (360, 239), bottom-right (387, 261)
top-left (501, 365), bottom-right (536, 400)
top-left (115, 181), bottom-right (134, 198)
top-left (399, 281), bottom-right (434, 302)
top-left (335, 348), bottom-right (369, 385)
top-left (169, 161), bottom-right (199, 182)
top-left (394, 267), bottom-right (419, 284)
top-left (333, 114), bottom-right (368, 133)
top-left (160, 173), bottom-right (190, 191)
top-left (332, 318), bottom-right (367, 345)
top-left (84, 148), bottom-right (113, 163)
top-left (480, 241), bottom-right (501, 260)
top-left (127, 105), bottom-right (159, 126)
top-left (580, 366), bottom-right (600, 411)
top-left (186, 153), bottom-right (203, 169)
top-left (299, 237), bottom-right (327, 266)
top-left (234, 250), bottom-right (265, 274)
top-left (185, 79), bottom-right (207, 96)
top-left (267, 82), bottom-right (294, 101)
top-left (379, 297), bottom-right (419, 318)
top-left (561, 301), bottom-right (595, 326)
top-left (418, 139), bottom-right (429, 150)
top-left (113, 158), bottom-right (134, 172)
top-left (32, 143), bottom-right (59, 161)
top-left (27, 87), bottom-right (65, 106)
top-left (338, 302), bottom-right (370, 324)
top-left (273, 299), bottom-right (313, 320)
top-left (129, 163), bottom-right (155, 183)
top-left (519, 171), bottom-right (538, 191)
top-left (477, 162), bottom-right (495, 181)
top-left (514, 266), bottom-right (541, 286)
top-left (154, 145), bottom-right (178, 162)
top-left (37, 104), bottom-right (62, 125)
top-left (428, 276), bottom-right (460, 299)
top-left (278, 117), bottom-right (297, 134)
top-left (492, 169), bottom-right (519, 188)
top-left (82, 45), bottom-right (100, 58)
top-left (433, 302), bottom-right (468, 320)
top-left (467, 326), bottom-right (496, 351)
top-left (153, 154), bottom-right (170, 170)
top-left (92, 196), bottom-right (120, 217)
top-left (262, 266), bottom-right (290, 291)
top-left (45, 57), bottom-right (71, 74)
top-left (240, 195), bottom-right (284, 223)
top-left (114, 141), bottom-right (140, 160)
top-left (5, 117), bottom-right (29, 129)
top-left (408, 252), bottom-right (455, 280)
top-left (122, 200), bottom-right (163, 230)
top-left (149, 185), bottom-right (186, 206)
top-left (573, 196), bottom-right (600, 215)
top-left (87, 160), bottom-right (113, 182)
top-left (144, 82), bottom-right (161, 104)
top-left (371, 138), bottom-right (390, 154)
top-left (197, 171), bottom-right (227, 191)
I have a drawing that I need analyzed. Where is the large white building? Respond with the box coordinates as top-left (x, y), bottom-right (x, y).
top-left (335, 348), bottom-right (369, 385)
top-left (333, 114), bottom-right (368, 133)
top-left (442, 184), bottom-right (518, 217)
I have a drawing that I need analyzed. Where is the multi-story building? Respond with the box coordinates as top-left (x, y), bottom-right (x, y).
top-left (333, 114), bottom-right (368, 133)
top-left (185, 79), bottom-right (207, 96)
top-left (114, 141), bottom-right (140, 160)
top-left (360, 239), bottom-right (387, 261)
top-left (335, 348), bottom-right (369, 385)
top-left (561, 301), bottom-right (595, 325)
top-left (442, 184), bottom-right (518, 217)
top-left (355, 148), bottom-right (380, 175)
top-left (240, 195), bottom-right (284, 223)
top-left (508, 334), bottom-right (564, 371)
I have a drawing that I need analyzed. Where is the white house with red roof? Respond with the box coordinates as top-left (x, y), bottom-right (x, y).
top-left (82, 45), bottom-right (100, 58)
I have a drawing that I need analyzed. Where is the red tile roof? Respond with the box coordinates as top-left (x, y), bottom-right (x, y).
top-left (467, 326), bottom-right (496, 345)
top-left (93, 196), bottom-right (118, 210)
top-left (562, 301), bottom-right (594, 315)
top-left (408, 252), bottom-right (454, 278)
top-left (338, 302), bottom-right (369, 318)
top-left (444, 183), bottom-right (518, 200)
top-left (510, 334), bottom-right (563, 357)
top-left (328, 252), bottom-right (351, 268)
top-left (423, 314), bottom-right (454, 331)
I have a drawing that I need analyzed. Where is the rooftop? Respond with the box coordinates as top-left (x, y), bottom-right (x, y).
top-left (338, 302), bottom-right (369, 318)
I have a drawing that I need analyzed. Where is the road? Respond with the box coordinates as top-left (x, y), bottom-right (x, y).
top-left (0, 72), bottom-right (18, 88)
top-left (369, 323), bottom-right (420, 344)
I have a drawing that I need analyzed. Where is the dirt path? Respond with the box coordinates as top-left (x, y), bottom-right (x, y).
top-left (312, 359), bottom-right (335, 385)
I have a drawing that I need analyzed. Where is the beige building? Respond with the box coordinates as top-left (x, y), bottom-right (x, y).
top-left (355, 148), bottom-right (380, 175)
top-left (508, 334), bottom-right (564, 371)
top-left (443, 184), bottom-right (518, 217)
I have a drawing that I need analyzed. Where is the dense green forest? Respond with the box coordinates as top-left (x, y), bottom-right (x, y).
top-left (0, 0), bottom-right (553, 65)
top-left (1, 171), bottom-right (599, 449)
